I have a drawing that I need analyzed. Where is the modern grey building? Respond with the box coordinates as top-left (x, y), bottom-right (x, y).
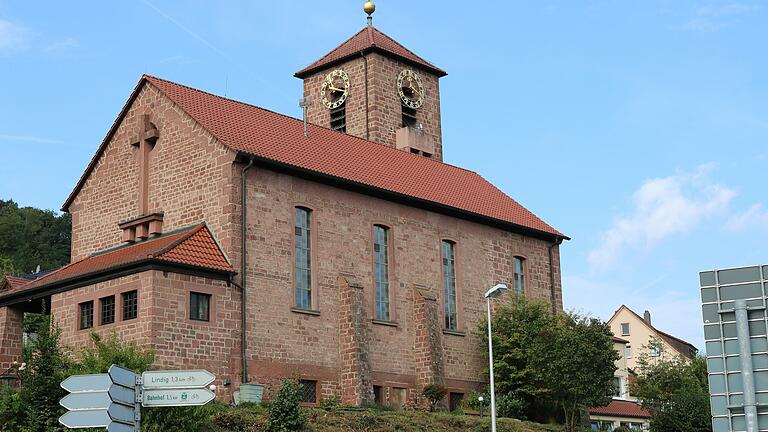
top-left (701, 265), bottom-right (768, 432)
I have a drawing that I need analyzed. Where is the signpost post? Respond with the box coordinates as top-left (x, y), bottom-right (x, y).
top-left (59, 365), bottom-right (216, 430)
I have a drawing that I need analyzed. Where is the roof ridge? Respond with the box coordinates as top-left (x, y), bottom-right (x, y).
top-left (143, 75), bottom-right (481, 175)
top-left (296, 27), bottom-right (369, 74)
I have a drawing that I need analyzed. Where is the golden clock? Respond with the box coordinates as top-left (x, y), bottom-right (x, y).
top-left (321, 69), bottom-right (350, 109)
top-left (397, 69), bottom-right (424, 109)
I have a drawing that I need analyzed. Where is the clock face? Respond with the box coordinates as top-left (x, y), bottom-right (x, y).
top-left (397, 69), bottom-right (425, 109)
top-left (320, 69), bottom-right (350, 109)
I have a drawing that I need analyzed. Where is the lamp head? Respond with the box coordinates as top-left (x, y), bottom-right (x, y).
top-left (484, 283), bottom-right (509, 299)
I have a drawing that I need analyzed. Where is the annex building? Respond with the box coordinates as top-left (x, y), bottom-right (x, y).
top-left (0, 9), bottom-right (566, 408)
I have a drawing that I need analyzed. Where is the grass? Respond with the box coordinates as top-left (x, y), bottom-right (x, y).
top-left (209, 405), bottom-right (562, 432)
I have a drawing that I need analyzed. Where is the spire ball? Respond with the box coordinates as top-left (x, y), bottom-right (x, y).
top-left (364, 1), bottom-right (376, 16)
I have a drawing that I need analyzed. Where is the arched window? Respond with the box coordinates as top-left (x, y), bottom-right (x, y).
top-left (373, 225), bottom-right (390, 321)
top-left (294, 207), bottom-right (313, 310)
top-left (513, 256), bottom-right (525, 297)
top-left (442, 240), bottom-right (458, 330)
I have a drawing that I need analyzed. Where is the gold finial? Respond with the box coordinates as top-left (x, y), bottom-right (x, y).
top-left (364, 1), bottom-right (376, 25)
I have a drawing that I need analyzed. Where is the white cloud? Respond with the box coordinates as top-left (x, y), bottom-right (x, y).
top-left (588, 165), bottom-right (736, 272)
top-left (563, 274), bottom-right (705, 350)
top-left (0, 18), bottom-right (28, 50)
top-left (726, 203), bottom-right (768, 232)
top-left (682, 2), bottom-right (760, 32)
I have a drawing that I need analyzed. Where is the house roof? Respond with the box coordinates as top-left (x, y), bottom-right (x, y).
top-left (295, 25), bottom-right (447, 78)
top-left (609, 305), bottom-right (698, 356)
top-left (0, 272), bottom-right (48, 298)
top-left (0, 224), bottom-right (234, 304)
top-left (62, 75), bottom-right (566, 241)
top-left (590, 400), bottom-right (651, 419)
top-left (611, 336), bottom-right (629, 344)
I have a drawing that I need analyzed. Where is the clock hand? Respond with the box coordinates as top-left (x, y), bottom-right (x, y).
top-left (329, 85), bottom-right (346, 93)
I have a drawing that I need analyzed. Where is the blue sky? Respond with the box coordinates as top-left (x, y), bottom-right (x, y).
top-left (1, 1), bottom-right (767, 349)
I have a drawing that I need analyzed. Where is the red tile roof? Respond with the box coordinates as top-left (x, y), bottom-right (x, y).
top-left (295, 25), bottom-right (447, 78)
top-left (590, 400), bottom-right (651, 419)
top-left (0, 275), bottom-right (35, 298)
top-left (0, 224), bottom-right (233, 302)
top-left (149, 76), bottom-right (564, 238)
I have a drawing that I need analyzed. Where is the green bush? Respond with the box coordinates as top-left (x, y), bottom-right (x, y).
top-left (422, 383), bottom-right (447, 411)
top-left (75, 332), bottom-right (155, 374)
top-left (496, 394), bottom-right (527, 420)
top-left (212, 406), bottom-right (267, 431)
top-left (265, 378), bottom-right (307, 432)
top-left (142, 401), bottom-right (228, 432)
top-left (0, 387), bottom-right (24, 432)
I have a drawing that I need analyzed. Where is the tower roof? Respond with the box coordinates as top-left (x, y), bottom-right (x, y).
top-left (295, 25), bottom-right (447, 78)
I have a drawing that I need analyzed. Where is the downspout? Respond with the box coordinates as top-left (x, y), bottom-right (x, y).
top-left (361, 51), bottom-right (370, 140)
top-left (548, 236), bottom-right (563, 313)
top-left (240, 157), bottom-right (254, 383)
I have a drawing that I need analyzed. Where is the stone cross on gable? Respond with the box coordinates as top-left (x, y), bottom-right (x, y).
top-left (130, 114), bottom-right (159, 215)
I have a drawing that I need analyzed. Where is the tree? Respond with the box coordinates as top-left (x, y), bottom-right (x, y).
top-left (75, 332), bottom-right (155, 374)
top-left (18, 315), bottom-right (70, 432)
top-left (632, 353), bottom-right (710, 432)
top-left (266, 378), bottom-right (307, 432)
top-left (530, 312), bottom-right (619, 432)
top-left (484, 299), bottom-right (554, 420)
top-left (0, 199), bottom-right (71, 274)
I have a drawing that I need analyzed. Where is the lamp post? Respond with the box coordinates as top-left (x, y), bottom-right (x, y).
top-left (485, 283), bottom-right (508, 432)
top-left (478, 395), bottom-right (484, 418)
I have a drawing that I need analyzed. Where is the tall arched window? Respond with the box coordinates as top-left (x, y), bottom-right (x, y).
top-left (513, 256), bottom-right (526, 297)
top-left (294, 207), bottom-right (312, 310)
top-left (373, 225), bottom-right (390, 321)
top-left (442, 240), bottom-right (458, 330)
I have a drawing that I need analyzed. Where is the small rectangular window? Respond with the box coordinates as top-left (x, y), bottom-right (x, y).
top-left (442, 240), bottom-right (458, 330)
top-left (295, 207), bottom-right (313, 310)
top-left (373, 385), bottom-right (383, 405)
top-left (330, 105), bottom-right (346, 132)
top-left (100, 296), bottom-right (115, 325)
top-left (190, 292), bottom-right (211, 322)
top-left (299, 379), bottom-right (317, 403)
top-left (122, 291), bottom-right (138, 321)
top-left (625, 345), bottom-right (632, 358)
top-left (402, 104), bottom-right (417, 128)
top-left (621, 322), bottom-right (630, 336)
top-left (612, 376), bottom-right (623, 398)
top-left (513, 256), bottom-right (525, 297)
top-left (374, 225), bottom-right (390, 321)
top-left (79, 301), bottom-right (94, 330)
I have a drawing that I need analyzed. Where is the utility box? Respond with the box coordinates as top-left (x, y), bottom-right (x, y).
top-left (701, 265), bottom-right (768, 432)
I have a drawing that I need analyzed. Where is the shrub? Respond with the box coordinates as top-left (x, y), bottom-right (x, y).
top-left (211, 403), bottom-right (268, 431)
top-left (0, 387), bottom-right (24, 432)
top-left (142, 401), bottom-right (228, 432)
top-left (266, 378), bottom-right (307, 432)
top-left (422, 384), bottom-right (447, 411)
top-left (75, 332), bottom-right (155, 374)
top-left (496, 394), bottom-right (527, 420)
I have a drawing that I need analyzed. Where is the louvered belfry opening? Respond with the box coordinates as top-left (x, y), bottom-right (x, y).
top-left (401, 104), bottom-right (417, 128)
top-left (330, 104), bottom-right (346, 133)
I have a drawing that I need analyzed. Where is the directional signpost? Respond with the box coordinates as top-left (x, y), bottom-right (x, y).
top-left (59, 365), bottom-right (216, 430)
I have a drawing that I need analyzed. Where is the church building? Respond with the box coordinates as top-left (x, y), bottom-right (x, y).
top-left (0, 3), bottom-right (566, 408)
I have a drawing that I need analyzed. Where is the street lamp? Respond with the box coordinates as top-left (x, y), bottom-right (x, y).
top-left (485, 283), bottom-right (508, 432)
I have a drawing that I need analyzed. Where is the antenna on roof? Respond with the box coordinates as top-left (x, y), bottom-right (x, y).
top-left (364, 1), bottom-right (376, 25)
top-left (299, 96), bottom-right (313, 138)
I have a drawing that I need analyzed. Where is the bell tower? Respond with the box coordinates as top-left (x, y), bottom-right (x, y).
top-left (294, 2), bottom-right (448, 161)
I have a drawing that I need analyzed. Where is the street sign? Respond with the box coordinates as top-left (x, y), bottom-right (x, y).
top-left (59, 409), bottom-right (112, 429)
top-left (60, 392), bottom-right (111, 411)
top-left (108, 422), bottom-right (135, 432)
top-left (60, 374), bottom-right (111, 393)
top-left (59, 366), bottom-right (139, 431)
top-left (141, 369), bottom-right (215, 389)
top-left (142, 388), bottom-right (216, 407)
top-left (108, 365), bottom-right (137, 389)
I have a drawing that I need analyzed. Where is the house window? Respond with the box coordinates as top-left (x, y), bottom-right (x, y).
top-left (621, 322), bottom-right (630, 336)
top-left (122, 290), bottom-right (138, 321)
top-left (513, 256), bottom-right (525, 297)
top-left (625, 345), bottom-right (632, 358)
top-left (612, 376), bottom-right (623, 398)
top-left (442, 240), bottom-right (458, 330)
top-left (100, 296), bottom-right (115, 325)
top-left (374, 225), bottom-right (390, 321)
top-left (294, 207), bottom-right (313, 310)
top-left (79, 301), bottom-right (94, 330)
top-left (299, 379), bottom-right (317, 403)
top-left (190, 292), bottom-right (211, 322)
top-left (650, 344), bottom-right (661, 357)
